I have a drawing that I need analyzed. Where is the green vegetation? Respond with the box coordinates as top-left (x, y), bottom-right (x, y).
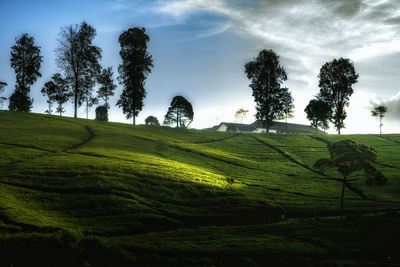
top-left (0, 111), bottom-right (399, 266)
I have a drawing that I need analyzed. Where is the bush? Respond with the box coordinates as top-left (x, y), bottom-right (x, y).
top-left (95, 106), bottom-right (108, 121)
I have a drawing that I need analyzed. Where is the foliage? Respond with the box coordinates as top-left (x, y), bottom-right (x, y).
top-left (97, 67), bottom-right (116, 109)
top-left (318, 58), bottom-right (358, 134)
top-left (145, 115), bottom-right (160, 126)
top-left (304, 98), bottom-right (331, 132)
top-left (164, 95), bottom-right (194, 128)
top-left (95, 105), bottom-right (108, 121)
top-left (234, 108), bottom-right (249, 124)
top-left (314, 139), bottom-right (386, 218)
top-left (56, 21), bottom-right (102, 118)
top-left (371, 105), bottom-right (387, 134)
top-left (9, 33), bottom-right (42, 112)
top-left (245, 49), bottom-right (293, 133)
top-left (41, 73), bottom-right (72, 116)
top-left (117, 27), bottom-right (153, 125)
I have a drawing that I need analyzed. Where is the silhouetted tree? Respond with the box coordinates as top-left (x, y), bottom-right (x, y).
top-left (0, 81), bottom-right (7, 110)
top-left (41, 73), bottom-right (71, 116)
top-left (304, 98), bottom-right (331, 133)
top-left (97, 67), bottom-right (116, 109)
top-left (277, 90), bottom-right (294, 134)
top-left (9, 33), bottom-right (42, 112)
top-left (314, 139), bottom-right (386, 219)
top-left (164, 96), bottom-right (193, 128)
top-left (117, 27), bottom-right (153, 125)
top-left (318, 58), bottom-right (358, 134)
top-left (371, 105), bottom-right (387, 134)
top-left (81, 75), bottom-right (98, 119)
top-left (245, 49), bottom-right (292, 134)
top-left (56, 21), bottom-right (102, 118)
top-left (234, 108), bottom-right (249, 124)
top-left (145, 115), bottom-right (160, 126)
top-left (95, 105), bottom-right (108, 121)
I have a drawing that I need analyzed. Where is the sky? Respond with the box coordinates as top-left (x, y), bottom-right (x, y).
top-left (0, 0), bottom-right (400, 134)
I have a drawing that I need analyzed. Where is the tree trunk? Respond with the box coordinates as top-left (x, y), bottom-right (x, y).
top-left (338, 127), bottom-right (341, 135)
top-left (285, 115), bottom-right (288, 135)
top-left (59, 103), bottom-right (62, 116)
top-left (74, 78), bottom-right (78, 118)
top-left (340, 175), bottom-right (347, 220)
top-left (133, 115), bottom-right (135, 125)
top-left (379, 116), bottom-right (382, 134)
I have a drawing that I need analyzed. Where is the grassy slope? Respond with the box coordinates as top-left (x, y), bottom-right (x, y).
top-left (0, 110), bottom-right (399, 266)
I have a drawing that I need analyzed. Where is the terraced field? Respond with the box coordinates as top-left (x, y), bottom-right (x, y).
top-left (0, 111), bottom-right (399, 266)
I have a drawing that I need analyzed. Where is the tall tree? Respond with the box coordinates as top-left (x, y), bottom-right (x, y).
top-left (9, 33), bottom-right (42, 112)
top-left (304, 98), bottom-right (331, 133)
top-left (81, 75), bottom-right (98, 119)
top-left (97, 67), bottom-right (117, 109)
top-left (117, 27), bottom-right (153, 125)
top-left (164, 95), bottom-right (194, 128)
top-left (41, 73), bottom-right (72, 116)
top-left (56, 21), bottom-right (102, 118)
top-left (314, 139), bottom-right (386, 219)
top-left (0, 81), bottom-right (7, 110)
top-left (371, 105), bottom-right (387, 134)
top-left (234, 108), bottom-right (249, 124)
top-left (318, 58), bottom-right (358, 134)
top-left (245, 49), bottom-right (292, 134)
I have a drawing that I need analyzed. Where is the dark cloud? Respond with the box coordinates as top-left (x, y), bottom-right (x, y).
top-left (384, 16), bottom-right (400, 25)
top-left (319, 0), bottom-right (365, 18)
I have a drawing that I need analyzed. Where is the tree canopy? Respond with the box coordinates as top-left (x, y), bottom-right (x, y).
top-left (234, 108), bottom-right (249, 124)
top-left (304, 98), bottom-right (331, 133)
top-left (56, 21), bottom-right (102, 118)
top-left (41, 73), bottom-right (72, 116)
top-left (318, 58), bottom-right (358, 134)
top-left (314, 139), bottom-right (386, 218)
top-left (371, 105), bottom-right (387, 134)
top-left (145, 115), bottom-right (160, 126)
top-left (9, 33), bottom-right (42, 112)
top-left (164, 96), bottom-right (194, 128)
top-left (117, 27), bottom-right (153, 125)
top-left (245, 49), bottom-right (293, 133)
top-left (97, 67), bottom-right (116, 109)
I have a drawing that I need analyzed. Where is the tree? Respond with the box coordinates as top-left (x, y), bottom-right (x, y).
top-left (145, 115), bottom-right (160, 126)
top-left (41, 73), bottom-right (72, 116)
top-left (276, 90), bottom-right (294, 134)
top-left (234, 108), bottom-right (249, 124)
top-left (97, 67), bottom-right (117, 109)
top-left (318, 58), bottom-right (358, 134)
top-left (164, 96), bottom-right (193, 128)
top-left (0, 81), bottom-right (7, 110)
top-left (95, 105), bottom-right (108, 121)
top-left (81, 75), bottom-right (98, 119)
top-left (314, 139), bottom-right (386, 219)
top-left (56, 21), bottom-right (102, 118)
top-left (245, 49), bottom-right (292, 134)
top-left (371, 105), bottom-right (387, 134)
top-left (304, 98), bottom-right (331, 133)
top-left (117, 27), bottom-right (153, 125)
top-left (9, 33), bottom-right (42, 112)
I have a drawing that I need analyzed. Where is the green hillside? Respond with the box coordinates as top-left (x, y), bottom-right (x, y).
top-left (1, 110), bottom-right (399, 266)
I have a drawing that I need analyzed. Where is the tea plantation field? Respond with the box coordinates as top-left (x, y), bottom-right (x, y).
top-left (0, 111), bottom-right (399, 266)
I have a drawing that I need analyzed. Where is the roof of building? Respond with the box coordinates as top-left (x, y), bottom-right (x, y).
top-left (219, 122), bottom-right (257, 132)
top-left (251, 120), bottom-right (322, 133)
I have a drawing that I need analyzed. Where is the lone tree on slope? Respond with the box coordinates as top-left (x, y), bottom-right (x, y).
top-left (371, 105), bottom-right (387, 134)
top-left (314, 139), bottom-right (386, 219)
top-left (117, 27), bottom-right (153, 125)
top-left (304, 98), bottom-right (331, 133)
top-left (41, 73), bottom-right (72, 116)
top-left (164, 95), bottom-right (194, 128)
top-left (56, 21), bottom-right (102, 118)
top-left (145, 115), bottom-right (160, 126)
top-left (317, 58), bottom-right (358, 134)
top-left (9, 33), bottom-right (43, 112)
top-left (245, 49), bottom-right (293, 134)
